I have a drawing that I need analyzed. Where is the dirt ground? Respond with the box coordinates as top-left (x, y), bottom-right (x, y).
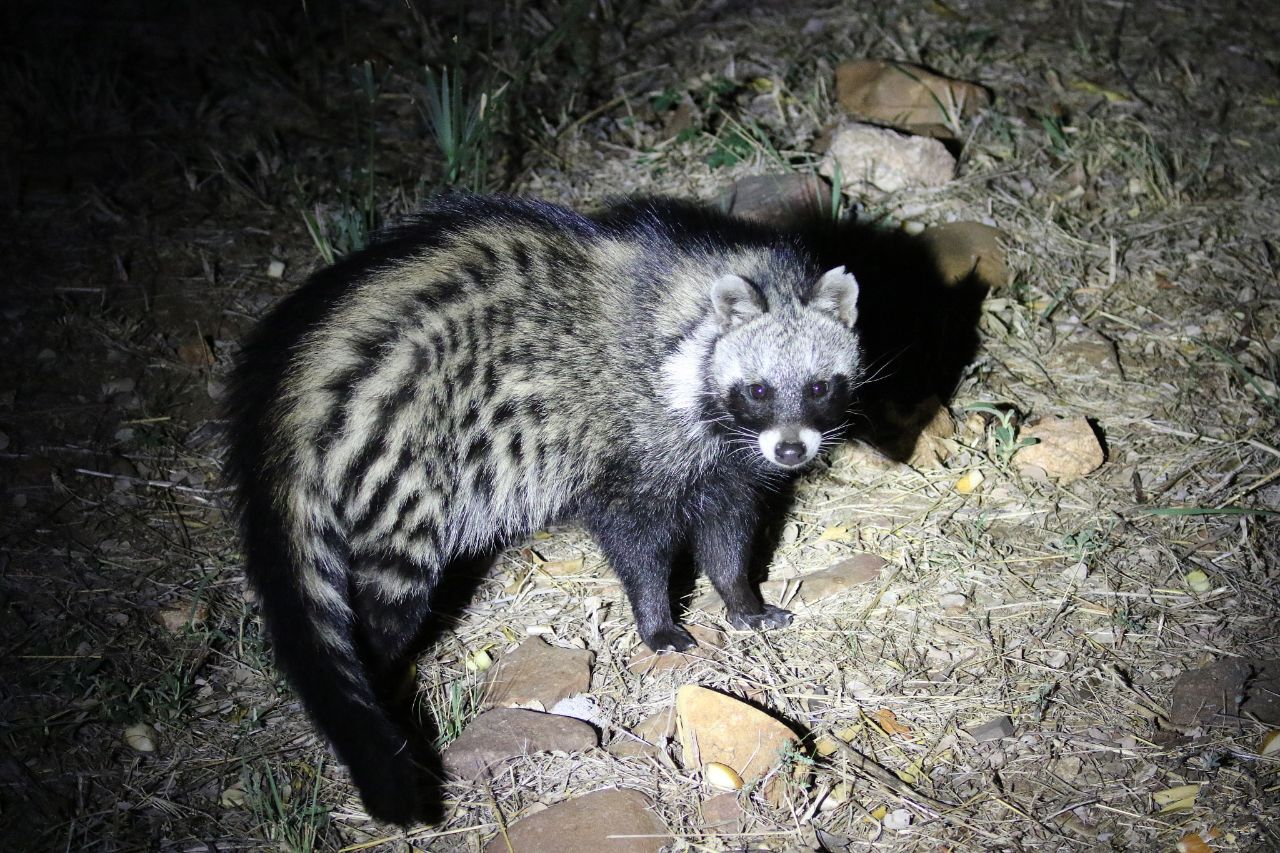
top-left (2, 0), bottom-right (1278, 850)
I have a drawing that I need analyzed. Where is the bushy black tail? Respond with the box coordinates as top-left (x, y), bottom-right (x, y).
top-left (238, 510), bottom-right (428, 825)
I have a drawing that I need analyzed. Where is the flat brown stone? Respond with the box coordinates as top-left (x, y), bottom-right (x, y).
top-left (793, 555), bottom-right (886, 604)
top-left (721, 173), bottom-right (832, 224)
top-left (483, 788), bottom-right (670, 853)
top-left (607, 706), bottom-right (677, 759)
top-left (919, 222), bottom-right (1009, 291)
top-left (628, 624), bottom-right (724, 674)
top-left (834, 59), bottom-right (990, 140)
top-left (1170, 659), bottom-right (1280, 727)
top-left (1014, 416), bottom-right (1105, 484)
top-left (442, 708), bottom-right (597, 780)
top-left (483, 636), bottom-right (594, 709)
top-left (676, 685), bottom-right (801, 806)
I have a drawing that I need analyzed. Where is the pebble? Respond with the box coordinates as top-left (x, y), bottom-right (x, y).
top-left (675, 685), bottom-right (801, 806)
top-left (627, 624), bottom-right (723, 674)
top-left (1014, 416), bottom-right (1105, 484)
top-left (483, 636), bottom-right (594, 709)
top-left (790, 554), bottom-right (885, 604)
top-left (820, 122), bottom-right (956, 194)
top-left (1170, 658), bottom-right (1280, 726)
top-left (442, 708), bottom-right (597, 780)
top-left (483, 787), bottom-right (670, 853)
top-left (966, 715), bottom-right (1015, 742)
top-left (720, 174), bottom-right (832, 224)
top-left (834, 59), bottom-right (990, 140)
top-left (608, 706), bottom-right (676, 759)
top-left (919, 222), bottom-right (1010, 291)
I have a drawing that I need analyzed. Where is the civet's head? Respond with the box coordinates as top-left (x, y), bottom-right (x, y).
top-left (707, 267), bottom-right (863, 469)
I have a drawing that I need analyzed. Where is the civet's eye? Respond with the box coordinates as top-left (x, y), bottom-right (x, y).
top-left (808, 380), bottom-right (830, 398)
top-left (748, 383), bottom-right (770, 400)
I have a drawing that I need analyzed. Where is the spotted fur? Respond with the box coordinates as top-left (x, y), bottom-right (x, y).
top-left (224, 195), bottom-right (863, 824)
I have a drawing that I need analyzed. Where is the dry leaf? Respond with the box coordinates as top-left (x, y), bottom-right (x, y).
top-left (818, 525), bottom-right (851, 541)
top-left (1153, 783), bottom-right (1201, 812)
top-left (1177, 833), bottom-right (1212, 853)
top-left (1184, 570), bottom-right (1212, 594)
top-left (873, 708), bottom-right (912, 737)
top-left (538, 557), bottom-right (585, 575)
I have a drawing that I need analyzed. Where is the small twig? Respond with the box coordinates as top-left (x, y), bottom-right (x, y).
top-left (72, 468), bottom-right (227, 502)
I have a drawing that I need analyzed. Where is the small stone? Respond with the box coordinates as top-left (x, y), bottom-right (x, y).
top-left (1052, 322), bottom-right (1121, 378)
top-left (442, 708), bottom-right (597, 780)
top-left (676, 685), bottom-right (801, 806)
top-left (919, 222), bottom-right (1010, 291)
top-left (1170, 658), bottom-right (1280, 727)
top-left (834, 59), bottom-right (990, 140)
top-left (483, 788), bottom-right (669, 853)
top-left (609, 706), bottom-right (677, 758)
top-left (793, 554), bottom-right (885, 604)
top-left (966, 715), bottom-right (1015, 742)
top-left (123, 722), bottom-right (159, 753)
top-left (627, 624), bottom-right (723, 674)
top-left (701, 792), bottom-right (744, 831)
top-left (721, 174), bottom-right (832, 224)
top-left (483, 636), bottom-right (594, 709)
top-left (819, 122), bottom-right (956, 194)
top-left (266, 259), bottom-right (286, 279)
top-left (907, 400), bottom-right (957, 467)
top-left (1014, 417), bottom-right (1105, 484)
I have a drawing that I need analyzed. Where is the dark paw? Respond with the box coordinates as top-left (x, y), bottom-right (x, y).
top-left (727, 604), bottom-right (793, 631)
top-left (643, 625), bottom-right (697, 653)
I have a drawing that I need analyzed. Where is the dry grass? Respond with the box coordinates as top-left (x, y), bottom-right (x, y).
top-left (2, 0), bottom-right (1278, 850)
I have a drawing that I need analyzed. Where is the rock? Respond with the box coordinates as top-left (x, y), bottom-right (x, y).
top-left (1052, 321), bottom-right (1121, 378)
top-left (919, 222), bottom-right (1010, 291)
top-left (834, 59), bottom-right (990, 140)
top-left (442, 708), bottom-right (597, 780)
top-left (907, 399), bottom-right (957, 467)
top-left (483, 636), bottom-right (594, 709)
top-left (675, 685), bottom-right (802, 806)
top-left (1169, 659), bottom-right (1280, 727)
top-left (701, 792), bottom-right (744, 831)
top-left (966, 715), bottom-right (1015, 742)
top-left (123, 722), bottom-right (159, 753)
top-left (820, 122), bottom-right (955, 194)
top-left (1013, 417), bottom-right (1105, 484)
top-left (484, 788), bottom-right (670, 853)
top-left (871, 395), bottom-right (956, 466)
top-left (721, 174), bottom-right (832, 224)
top-left (793, 555), bottom-right (885, 604)
top-left (627, 624), bottom-right (723, 674)
top-left (608, 706), bottom-right (677, 758)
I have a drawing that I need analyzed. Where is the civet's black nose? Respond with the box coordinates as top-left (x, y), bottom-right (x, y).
top-left (774, 441), bottom-right (806, 466)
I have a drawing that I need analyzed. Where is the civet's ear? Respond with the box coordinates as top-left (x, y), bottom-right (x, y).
top-left (809, 266), bottom-right (860, 329)
top-left (710, 274), bottom-right (767, 332)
